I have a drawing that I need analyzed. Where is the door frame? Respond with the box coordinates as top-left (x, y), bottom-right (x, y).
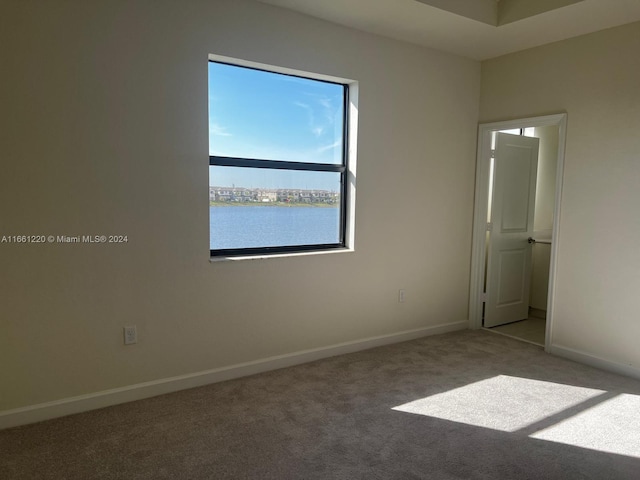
top-left (468, 113), bottom-right (567, 351)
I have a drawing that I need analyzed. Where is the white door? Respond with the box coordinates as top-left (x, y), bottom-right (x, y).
top-left (484, 133), bottom-right (539, 328)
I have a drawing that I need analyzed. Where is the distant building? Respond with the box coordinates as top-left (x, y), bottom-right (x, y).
top-left (210, 186), bottom-right (339, 204)
top-left (256, 190), bottom-right (277, 202)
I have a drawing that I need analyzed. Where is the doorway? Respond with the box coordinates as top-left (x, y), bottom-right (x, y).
top-left (469, 114), bottom-right (567, 350)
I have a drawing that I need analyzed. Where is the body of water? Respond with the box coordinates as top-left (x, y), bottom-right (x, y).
top-left (210, 206), bottom-right (340, 250)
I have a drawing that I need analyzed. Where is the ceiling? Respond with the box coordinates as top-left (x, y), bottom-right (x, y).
top-left (256, 0), bottom-right (640, 60)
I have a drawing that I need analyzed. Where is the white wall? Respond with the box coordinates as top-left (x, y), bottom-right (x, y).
top-left (532, 125), bottom-right (558, 234)
top-left (529, 125), bottom-right (558, 311)
top-left (481, 22), bottom-right (640, 372)
top-left (530, 242), bottom-right (551, 312)
top-left (0, 0), bottom-right (479, 415)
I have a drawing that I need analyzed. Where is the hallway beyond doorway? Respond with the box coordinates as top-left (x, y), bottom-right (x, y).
top-left (488, 313), bottom-right (546, 346)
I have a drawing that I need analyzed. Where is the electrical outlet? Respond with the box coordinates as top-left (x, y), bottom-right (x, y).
top-left (398, 289), bottom-right (406, 303)
top-left (123, 326), bottom-right (137, 345)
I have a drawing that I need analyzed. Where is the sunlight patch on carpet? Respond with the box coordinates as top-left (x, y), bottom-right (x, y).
top-left (530, 393), bottom-right (640, 458)
top-left (392, 375), bottom-right (605, 432)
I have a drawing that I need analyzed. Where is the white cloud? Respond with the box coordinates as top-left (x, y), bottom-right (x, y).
top-left (317, 140), bottom-right (342, 153)
top-left (295, 100), bottom-right (332, 137)
top-left (210, 123), bottom-right (232, 137)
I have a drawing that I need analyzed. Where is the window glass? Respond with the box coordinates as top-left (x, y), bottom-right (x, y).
top-left (209, 166), bottom-right (341, 250)
top-left (208, 60), bottom-right (349, 256)
top-left (209, 62), bottom-right (344, 165)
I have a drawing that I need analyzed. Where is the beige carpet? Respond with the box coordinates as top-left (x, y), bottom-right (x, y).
top-left (2, 329), bottom-right (640, 479)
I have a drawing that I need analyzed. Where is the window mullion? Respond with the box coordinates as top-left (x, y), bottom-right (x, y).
top-left (210, 156), bottom-right (344, 173)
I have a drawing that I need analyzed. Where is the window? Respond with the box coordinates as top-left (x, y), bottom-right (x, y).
top-left (208, 58), bottom-right (353, 257)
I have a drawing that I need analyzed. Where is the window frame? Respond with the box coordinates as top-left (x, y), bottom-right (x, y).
top-left (208, 59), bottom-right (351, 258)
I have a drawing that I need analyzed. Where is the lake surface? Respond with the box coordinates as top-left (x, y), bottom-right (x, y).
top-left (210, 206), bottom-right (340, 250)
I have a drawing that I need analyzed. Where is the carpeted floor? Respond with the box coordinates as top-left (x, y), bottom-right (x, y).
top-left (2, 329), bottom-right (640, 479)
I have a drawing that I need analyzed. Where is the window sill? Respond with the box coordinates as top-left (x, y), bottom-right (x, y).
top-left (210, 247), bottom-right (354, 263)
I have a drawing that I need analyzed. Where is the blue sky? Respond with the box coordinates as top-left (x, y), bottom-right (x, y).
top-left (208, 61), bottom-right (344, 191)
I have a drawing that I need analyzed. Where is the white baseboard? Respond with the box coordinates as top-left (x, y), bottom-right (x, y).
top-left (548, 344), bottom-right (640, 381)
top-left (0, 320), bottom-right (467, 430)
